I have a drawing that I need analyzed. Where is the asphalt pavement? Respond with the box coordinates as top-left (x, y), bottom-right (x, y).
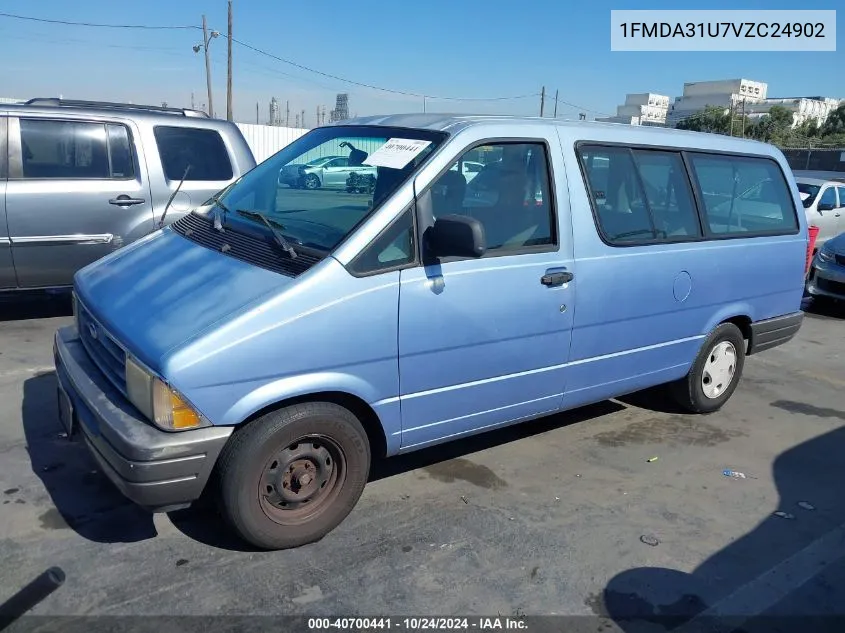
top-left (0, 293), bottom-right (844, 632)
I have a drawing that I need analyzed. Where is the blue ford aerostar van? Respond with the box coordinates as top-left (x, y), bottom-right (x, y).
top-left (54, 115), bottom-right (807, 549)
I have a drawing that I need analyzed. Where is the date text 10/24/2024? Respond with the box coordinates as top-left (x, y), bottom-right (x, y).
top-left (308, 618), bottom-right (528, 630)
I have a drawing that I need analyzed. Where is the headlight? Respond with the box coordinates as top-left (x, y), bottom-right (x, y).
top-left (818, 247), bottom-right (834, 263)
top-left (125, 357), bottom-right (205, 430)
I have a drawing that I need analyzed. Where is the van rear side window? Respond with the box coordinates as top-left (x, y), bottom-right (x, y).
top-left (687, 154), bottom-right (798, 236)
top-left (578, 145), bottom-right (700, 244)
top-left (153, 126), bottom-right (233, 181)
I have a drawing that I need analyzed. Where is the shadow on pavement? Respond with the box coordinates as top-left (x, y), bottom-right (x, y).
top-left (170, 400), bottom-right (626, 550)
top-left (21, 371), bottom-right (157, 543)
top-left (599, 419), bottom-right (845, 631)
top-left (0, 293), bottom-right (73, 323)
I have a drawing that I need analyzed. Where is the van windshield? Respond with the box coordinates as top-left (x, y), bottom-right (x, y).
top-left (205, 126), bottom-right (447, 252)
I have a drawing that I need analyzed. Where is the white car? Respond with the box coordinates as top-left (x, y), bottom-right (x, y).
top-left (793, 171), bottom-right (845, 249)
top-left (450, 160), bottom-right (485, 183)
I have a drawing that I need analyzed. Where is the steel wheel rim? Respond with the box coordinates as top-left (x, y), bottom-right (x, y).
top-left (701, 341), bottom-right (737, 399)
top-left (258, 435), bottom-right (346, 526)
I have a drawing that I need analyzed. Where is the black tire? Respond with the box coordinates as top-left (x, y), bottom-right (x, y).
top-left (216, 402), bottom-right (371, 550)
top-left (303, 174), bottom-right (320, 190)
top-left (670, 323), bottom-right (746, 414)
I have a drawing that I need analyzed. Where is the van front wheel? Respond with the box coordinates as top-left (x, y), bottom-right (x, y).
top-left (670, 323), bottom-right (746, 414)
top-left (216, 402), bottom-right (371, 550)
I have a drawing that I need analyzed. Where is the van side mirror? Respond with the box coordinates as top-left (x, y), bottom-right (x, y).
top-left (818, 201), bottom-right (835, 211)
top-left (427, 215), bottom-right (486, 259)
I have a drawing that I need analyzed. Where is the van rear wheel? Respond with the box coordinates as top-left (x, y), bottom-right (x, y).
top-left (216, 402), bottom-right (371, 550)
top-left (670, 323), bottom-right (745, 414)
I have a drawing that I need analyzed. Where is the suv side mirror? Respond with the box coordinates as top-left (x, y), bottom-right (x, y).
top-left (427, 214), bottom-right (486, 259)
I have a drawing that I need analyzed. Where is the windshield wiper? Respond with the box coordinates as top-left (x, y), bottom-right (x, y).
top-left (236, 210), bottom-right (297, 259)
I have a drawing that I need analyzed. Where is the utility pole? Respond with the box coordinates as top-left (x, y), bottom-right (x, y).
top-left (741, 97), bottom-right (746, 138)
top-left (226, 0), bottom-right (233, 121)
top-left (295, 114), bottom-right (300, 128)
top-left (553, 89), bottom-right (559, 118)
top-left (190, 92), bottom-right (195, 109)
top-left (285, 100), bottom-right (290, 127)
top-left (316, 105), bottom-right (320, 127)
top-left (256, 101), bottom-right (259, 124)
top-left (202, 15), bottom-right (214, 117)
top-left (301, 109), bottom-right (305, 128)
top-left (540, 86), bottom-right (545, 117)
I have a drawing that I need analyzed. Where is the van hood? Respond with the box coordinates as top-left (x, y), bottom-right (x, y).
top-left (74, 228), bottom-right (292, 371)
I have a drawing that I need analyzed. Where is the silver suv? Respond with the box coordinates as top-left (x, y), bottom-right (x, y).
top-left (0, 98), bottom-right (256, 293)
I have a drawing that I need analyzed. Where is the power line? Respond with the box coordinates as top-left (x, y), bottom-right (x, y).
top-left (0, 11), bottom-right (200, 30)
top-left (230, 36), bottom-right (538, 102)
top-left (0, 9), bottom-right (605, 112)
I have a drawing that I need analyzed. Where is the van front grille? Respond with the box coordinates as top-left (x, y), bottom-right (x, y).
top-left (171, 212), bottom-right (322, 277)
top-left (77, 301), bottom-right (127, 394)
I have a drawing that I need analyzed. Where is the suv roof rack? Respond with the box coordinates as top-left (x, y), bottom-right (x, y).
top-left (24, 98), bottom-right (210, 118)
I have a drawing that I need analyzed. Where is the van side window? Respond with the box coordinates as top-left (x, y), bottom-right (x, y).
top-left (153, 126), bottom-right (233, 181)
top-left (432, 142), bottom-right (555, 253)
top-left (688, 154), bottom-right (798, 236)
top-left (578, 146), bottom-right (655, 243)
top-left (348, 208), bottom-right (416, 275)
top-left (632, 150), bottom-right (701, 239)
top-left (19, 119), bottom-right (111, 180)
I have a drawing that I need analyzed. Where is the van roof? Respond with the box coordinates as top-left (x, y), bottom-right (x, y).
top-left (332, 113), bottom-right (778, 154)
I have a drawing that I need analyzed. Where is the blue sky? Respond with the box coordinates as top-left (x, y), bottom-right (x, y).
top-left (0, 0), bottom-right (841, 124)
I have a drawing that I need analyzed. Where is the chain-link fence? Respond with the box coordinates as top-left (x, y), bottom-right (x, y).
top-left (781, 147), bottom-right (845, 172)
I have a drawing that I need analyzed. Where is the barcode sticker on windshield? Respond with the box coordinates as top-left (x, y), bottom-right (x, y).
top-left (363, 138), bottom-right (432, 169)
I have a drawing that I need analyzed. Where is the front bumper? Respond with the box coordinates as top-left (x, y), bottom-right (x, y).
top-left (806, 255), bottom-right (845, 300)
top-left (53, 326), bottom-right (233, 512)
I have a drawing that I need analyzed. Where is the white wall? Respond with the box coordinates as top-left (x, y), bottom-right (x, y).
top-left (235, 123), bottom-right (309, 163)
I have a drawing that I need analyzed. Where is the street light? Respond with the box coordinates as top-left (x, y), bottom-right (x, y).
top-left (193, 15), bottom-right (219, 117)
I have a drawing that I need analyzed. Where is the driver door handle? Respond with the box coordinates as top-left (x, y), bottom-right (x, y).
top-left (541, 269), bottom-right (574, 287)
top-left (109, 195), bottom-right (146, 207)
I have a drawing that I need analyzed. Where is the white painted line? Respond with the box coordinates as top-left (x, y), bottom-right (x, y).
top-left (675, 521), bottom-right (845, 633)
top-left (0, 366), bottom-right (55, 379)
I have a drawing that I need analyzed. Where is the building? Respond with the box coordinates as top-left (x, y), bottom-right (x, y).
top-left (596, 93), bottom-right (669, 126)
top-left (330, 94), bottom-right (349, 122)
top-left (269, 97), bottom-right (281, 126)
top-left (0, 97), bottom-right (26, 104)
top-left (666, 78), bottom-right (768, 126)
top-left (743, 97), bottom-right (841, 128)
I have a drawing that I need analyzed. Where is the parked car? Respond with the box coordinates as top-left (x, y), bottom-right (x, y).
top-left (55, 115), bottom-right (807, 550)
top-left (806, 230), bottom-right (845, 303)
top-left (0, 98), bottom-right (256, 293)
top-left (792, 171), bottom-right (845, 249)
top-left (278, 154), bottom-right (377, 190)
top-left (450, 159), bottom-right (484, 183)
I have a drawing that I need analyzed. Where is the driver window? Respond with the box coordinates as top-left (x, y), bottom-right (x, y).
top-left (819, 187), bottom-right (836, 209)
top-left (429, 142), bottom-right (555, 253)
